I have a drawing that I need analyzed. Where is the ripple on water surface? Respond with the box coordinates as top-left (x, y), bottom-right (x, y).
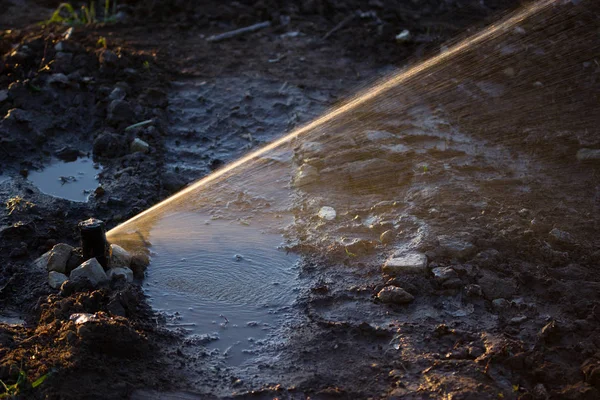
top-left (144, 212), bottom-right (299, 365)
top-left (27, 158), bottom-right (101, 202)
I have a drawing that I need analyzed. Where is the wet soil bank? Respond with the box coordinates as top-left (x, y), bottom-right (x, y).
top-left (2, 0), bottom-right (600, 399)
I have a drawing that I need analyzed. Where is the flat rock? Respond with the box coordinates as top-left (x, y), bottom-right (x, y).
top-left (377, 286), bottom-right (414, 304)
top-left (47, 243), bottom-right (74, 274)
top-left (55, 145), bottom-right (81, 162)
top-left (107, 267), bottom-right (134, 283)
top-left (109, 244), bottom-right (132, 268)
top-left (492, 298), bottom-right (510, 309)
top-left (510, 315), bottom-right (528, 324)
top-left (383, 252), bottom-right (427, 275)
top-left (478, 270), bottom-right (517, 300)
top-left (576, 148), bottom-right (600, 162)
top-left (107, 99), bottom-right (134, 124)
top-left (130, 252), bottom-right (150, 279)
top-left (294, 164), bottom-right (319, 187)
top-left (437, 235), bottom-right (476, 259)
top-left (33, 251), bottom-right (51, 270)
top-left (70, 258), bottom-right (108, 287)
top-left (130, 138), bottom-right (150, 154)
top-left (432, 266), bottom-right (458, 282)
top-left (548, 228), bottom-right (575, 248)
top-left (48, 271), bottom-right (68, 289)
top-left (93, 132), bottom-right (128, 158)
top-left (47, 73), bottom-right (69, 85)
top-left (364, 130), bottom-right (394, 142)
top-left (296, 141), bottom-right (325, 158)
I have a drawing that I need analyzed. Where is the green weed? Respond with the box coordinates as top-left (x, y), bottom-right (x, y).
top-left (47, 3), bottom-right (78, 25)
top-left (45, 1), bottom-right (118, 26)
top-left (0, 370), bottom-right (49, 398)
top-left (97, 36), bottom-right (107, 48)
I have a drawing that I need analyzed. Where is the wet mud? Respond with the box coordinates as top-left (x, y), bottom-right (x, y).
top-left (1, 1), bottom-right (600, 399)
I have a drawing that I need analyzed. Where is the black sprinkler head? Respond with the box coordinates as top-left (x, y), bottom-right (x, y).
top-left (78, 218), bottom-right (109, 268)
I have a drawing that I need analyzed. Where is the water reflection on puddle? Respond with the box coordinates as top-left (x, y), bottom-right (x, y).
top-left (0, 311), bottom-right (25, 326)
top-left (144, 212), bottom-right (298, 366)
top-left (27, 158), bottom-right (101, 202)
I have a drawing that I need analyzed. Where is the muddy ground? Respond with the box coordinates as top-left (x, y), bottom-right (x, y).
top-left (1, 0), bottom-right (600, 399)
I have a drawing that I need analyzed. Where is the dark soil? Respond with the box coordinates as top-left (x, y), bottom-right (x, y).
top-left (1, 0), bottom-right (599, 399)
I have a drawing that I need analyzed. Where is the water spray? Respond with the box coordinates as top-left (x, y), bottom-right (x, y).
top-left (107, 0), bottom-right (559, 239)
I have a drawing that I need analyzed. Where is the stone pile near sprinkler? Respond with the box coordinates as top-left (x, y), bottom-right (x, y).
top-left (42, 218), bottom-right (147, 293)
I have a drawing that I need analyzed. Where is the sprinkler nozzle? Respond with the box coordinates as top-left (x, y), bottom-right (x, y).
top-left (78, 218), bottom-right (109, 268)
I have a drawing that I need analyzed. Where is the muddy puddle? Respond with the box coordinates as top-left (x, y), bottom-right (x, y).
top-left (0, 311), bottom-right (25, 326)
top-left (141, 212), bottom-right (299, 366)
top-left (27, 158), bottom-right (101, 202)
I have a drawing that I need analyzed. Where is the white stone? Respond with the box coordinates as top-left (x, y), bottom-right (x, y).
top-left (395, 29), bottom-right (411, 42)
top-left (365, 130), bottom-right (394, 142)
top-left (70, 258), bottom-right (108, 287)
top-left (384, 144), bottom-right (410, 153)
top-left (47, 243), bottom-right (74, 274)
top-left (576, 148), bottom-right (600, 162)
top-left (510, 315), bottom-right (528, 325)
top-left (107, 267), bottom-right (134, 283)
top-left (48, 271), bottom-right (68, 289)
top-left (382, 252), bottom-right (427, 275)
top-left (109, 244), bottom-right (132, 268)
top-left (318, 206), bottom-right (336, 221)
top-left (130, 138), bottom-right (149, 153)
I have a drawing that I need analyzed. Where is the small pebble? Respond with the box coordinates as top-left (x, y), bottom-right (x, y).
top-left (318, 206), bottom-right (336, 221)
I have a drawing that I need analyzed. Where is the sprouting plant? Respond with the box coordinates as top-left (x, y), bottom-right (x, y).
top-left (345, 247), bottom-right (357, 257)
top-left (81, 2), bottom-right (97, 25)
top-left (47, 3), bottom-right (78, 25)
top-left (0, 370), bottom-right (27, 397)
top-left (97, 36), bottom-right (107, 48)
top-left (142, 60), bottom-right (150, 70)
top-left (0, 370), bottom-right (48, 398)
top-left (45, 1), bottom-right (118, 26)
top-left (5, 196), bottom-right (35, 215)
